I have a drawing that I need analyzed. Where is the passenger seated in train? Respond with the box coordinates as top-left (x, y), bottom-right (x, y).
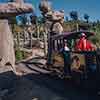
top-left (60, 40), bottom-right (70, 52)
top-left (85, 54), bottom-right (97, 72)
top-left (64, 41), bottom-right (70, 51)
top-left (71, 55), bottom-right (84, 73)
top-left (75, 33), bottom-right (95, 51)
top-left (60, 40), bottom-right (71, 76)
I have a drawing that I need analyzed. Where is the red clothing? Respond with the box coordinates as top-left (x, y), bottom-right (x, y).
top-left (75, 38), bottom-right (93, 51)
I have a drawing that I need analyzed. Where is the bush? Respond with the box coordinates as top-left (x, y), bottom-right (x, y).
top-left (15, 49), bottom-right (24, 61)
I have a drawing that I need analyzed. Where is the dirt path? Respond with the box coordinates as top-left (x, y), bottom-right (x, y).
top-left (0, 71), bottom-right (98, 100)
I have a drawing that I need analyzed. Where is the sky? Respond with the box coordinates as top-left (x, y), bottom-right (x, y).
top-left (0, 0), bottom-right (99, 21)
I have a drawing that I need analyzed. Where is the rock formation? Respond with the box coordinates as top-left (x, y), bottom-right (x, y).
top-left (0, 0), bottom-right (33, 73)
top-left (39, 0), bottom-right (64, 35)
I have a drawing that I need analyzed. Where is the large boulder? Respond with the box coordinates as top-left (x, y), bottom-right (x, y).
top-left (0, 20), bottom-right (15, 68)
top-left (39, 0), bottom-right (52, 14)
top-left (0, 2), bottom-right (33, 18)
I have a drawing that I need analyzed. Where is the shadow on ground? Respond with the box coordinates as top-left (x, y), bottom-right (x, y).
top-left (0, 71), bottom-right (99, 100)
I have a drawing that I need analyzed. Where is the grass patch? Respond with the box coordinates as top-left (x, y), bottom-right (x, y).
top-left (15, 49), bottom-right (32, 62)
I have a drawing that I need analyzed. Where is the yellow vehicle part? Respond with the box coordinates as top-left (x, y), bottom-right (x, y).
top-left (52, 52), bottom-right (64, 67)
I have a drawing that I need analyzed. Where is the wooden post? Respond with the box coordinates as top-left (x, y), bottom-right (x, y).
top-left (47, 32), bottom-right (53, 65)
top-left (43, 32), bottom-right (47, 56)
top-left (76, 23), bottom-right (79, 32)
top-left (29, 32), bottom-right (33, 49)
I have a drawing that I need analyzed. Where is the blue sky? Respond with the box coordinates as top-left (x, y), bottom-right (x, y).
top-left (0, 0), bottom-right (99, 21)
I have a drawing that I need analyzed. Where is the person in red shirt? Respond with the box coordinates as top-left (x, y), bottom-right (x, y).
top-left (75, 33), bottom-right (94, 51)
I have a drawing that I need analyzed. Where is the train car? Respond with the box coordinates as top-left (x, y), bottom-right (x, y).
top-left (47, 31), bottom-right (100, 91)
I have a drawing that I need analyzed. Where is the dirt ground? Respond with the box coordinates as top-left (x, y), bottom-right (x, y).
top-left (0, 70), bottom-right (98, 100)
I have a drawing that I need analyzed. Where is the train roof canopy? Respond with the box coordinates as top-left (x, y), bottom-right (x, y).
top-left (51, 31), bottom-right (95, 40)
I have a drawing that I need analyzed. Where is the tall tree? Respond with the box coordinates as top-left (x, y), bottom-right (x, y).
top-left (65, 16), bottom-right (68, 22)
top-left (70, 11), bottom-right (78, 20)
top-left (18, 14), bottom-right (28, 26)
top-left (84, 14), bottom-right (89, 23)
top-left (70, 11), bottom-right (79, 31)
top-left (30, 14), bottom-right (37, 25)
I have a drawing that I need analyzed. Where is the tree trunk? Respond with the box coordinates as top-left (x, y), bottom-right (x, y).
top-left (0, 20), bottom-right (15, 71)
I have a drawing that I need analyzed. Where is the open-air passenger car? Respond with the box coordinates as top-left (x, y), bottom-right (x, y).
top-left (47, 31), bottom-right (100, 90)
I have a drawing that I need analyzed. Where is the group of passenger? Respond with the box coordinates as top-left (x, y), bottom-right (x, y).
top-left (61, 33), bottom-right (97, 77)
top-left (75, 33), bottom-right (96, 51)
top-left (63, 32), bottom-right (96, 52)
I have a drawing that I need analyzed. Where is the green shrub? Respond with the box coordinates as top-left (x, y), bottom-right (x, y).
top-left (15, 49), bottom-right (24, 61)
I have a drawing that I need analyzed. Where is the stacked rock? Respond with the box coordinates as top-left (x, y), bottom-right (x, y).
top-left (39, 0), bottom-right (64, 35)
top-left (0, 0), bottom-right (33, 73)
